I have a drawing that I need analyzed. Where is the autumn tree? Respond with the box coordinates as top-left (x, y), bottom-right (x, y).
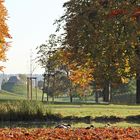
top-left (0, 0), bottom-right (11, 70)
top-left (36, 34), bottom-right (58, 101)
top-left (56, 47), bottom-right (94, 102)
top-left (37, 36), bottom-right (88, 102)
top-left (56, 0), bottom-right (140, 103)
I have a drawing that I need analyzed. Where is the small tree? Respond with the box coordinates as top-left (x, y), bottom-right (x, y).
top-left (36, 34), bottom-right (58, 102)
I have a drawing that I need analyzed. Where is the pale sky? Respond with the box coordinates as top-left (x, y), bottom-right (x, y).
top-left (3, 0), bottom-right (66, 74)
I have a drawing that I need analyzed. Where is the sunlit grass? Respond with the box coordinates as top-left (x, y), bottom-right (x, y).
top-left (0, 89), bottom-right (42, 101)
top-left (72, 122), bottom-right (140, 128)
top-left (48, 104), bottom-right (140, 127)
top-left (50, 104), bottom-right (140, 118)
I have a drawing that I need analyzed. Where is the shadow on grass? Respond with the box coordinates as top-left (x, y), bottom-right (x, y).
top-left (44, 114), bottom-right (140, 125)
top-left (125, 115), bottom-right (140, 123)
top-left (0, 114), bottom-right (140, 128)
top-left (94, 116), bottom-right (124, 123)
top-left (0, 113), bottom-right (140, 123)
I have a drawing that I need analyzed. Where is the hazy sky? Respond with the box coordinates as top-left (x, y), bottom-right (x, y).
top-left (3, 0), bottom-right (66, 74)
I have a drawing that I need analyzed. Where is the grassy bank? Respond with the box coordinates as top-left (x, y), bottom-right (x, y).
top-left (0, 101), bottom-right (51, 121)
top-left (47, 103), bottom-right (140, 127)
top-left (0, 92), bottom-right (139, 128)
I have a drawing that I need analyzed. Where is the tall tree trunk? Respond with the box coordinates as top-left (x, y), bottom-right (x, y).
top-left (47, 73), bottom-right (50, 102)
top-left (47, 93), bottom-right (49, 102)
top-left (103, 81), bottom-right (111, 102)
top-left (27, 77), bottom-right (29, 100)
top-left (30, 78), bottom-right (32, 101)
top-left (66, 69), bottom-right (73, 103)
top-left (52, 95), bottom-right (54, 102)
top-left (70, 89), bottom-right (73, 103)
top-left (95, 91), bottom-right (99, 103)
top-left (135, 44), bottom-right (140, 104)
top-left (136, 75), bottom-right (140, 104)
top-left (42, 74), bottom-right (46, 102)
top-left (52, 75), bottom-right (55, 103)
top-left (70, 95), bottom-right (73, 103)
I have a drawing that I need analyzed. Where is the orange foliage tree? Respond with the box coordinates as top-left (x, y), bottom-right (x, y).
top-left (58, 48), bottom-right (93, 89)
top-left (0, 0), bottom-right (11, 70)
top-left (55, 0), bottom-right (140, 103)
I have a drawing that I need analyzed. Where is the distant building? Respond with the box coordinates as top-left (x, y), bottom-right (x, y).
top-left (7, 76), bottom-right (21, 84)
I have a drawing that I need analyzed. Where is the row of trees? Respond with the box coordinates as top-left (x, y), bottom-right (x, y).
top-left (37, 0), bottom-right (140, 104)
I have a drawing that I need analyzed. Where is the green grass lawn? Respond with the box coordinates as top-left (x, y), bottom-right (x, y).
top-left (0, 90), bottom-right (140, 127)
top-left (0, 89), bottom-right (43, 101)
top-left (0, 90), bottom-right (26, 101)
top-left (71, 121), bottom-right (140, 128)
top-left (48, 103), bottom-right (140, 127)
top-left (49, 104), bottom-right (140, 118)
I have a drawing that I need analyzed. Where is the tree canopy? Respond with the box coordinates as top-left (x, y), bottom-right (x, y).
top-left (57, 0), bottom-right (138, 82)
top-left (54, 0), bottom-right (140, 102)
top-left (37, 0), bottom-right (140, 103)
top-left (0, 0), bottom-right (11, 70)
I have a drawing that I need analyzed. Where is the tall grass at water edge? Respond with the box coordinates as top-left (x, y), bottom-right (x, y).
top-left (0, 101), bottom-right (51, 121)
